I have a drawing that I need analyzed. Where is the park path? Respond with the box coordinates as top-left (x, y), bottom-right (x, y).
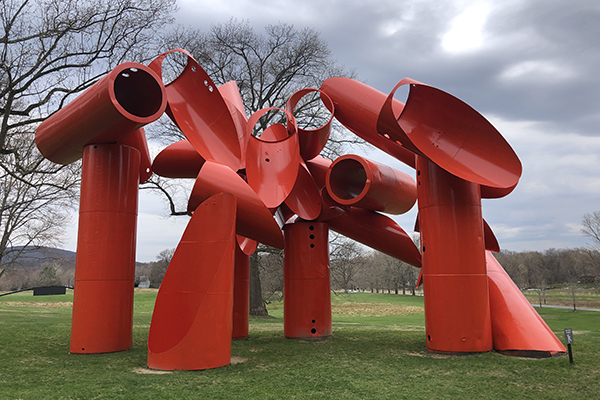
top-left (532, 304), bottom-right (600, 312)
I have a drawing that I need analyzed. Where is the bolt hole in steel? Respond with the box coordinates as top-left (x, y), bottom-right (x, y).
top-left (310, 234), bottom-right (315, 239)
top-left (310, 244), bottom-right (315, 248)
top-left (191, 66), bottom-right (196, 72)
top-left (114, 67), bottom-right (163, 118)
top-left (311, 328), bottom-right (317, 334)
top-left (328, 158), bottom-right (367, 200)
top-left (265, 158), bottom-right (270, 162)
top-left (309, 225), bottom-right (314, 230)
top-left (312, 319), bottom-right (316, 323)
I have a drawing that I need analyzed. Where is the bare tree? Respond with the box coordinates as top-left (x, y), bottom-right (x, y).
top-left (582, 212), bottom-right (600, 249)
top-left (0, 0), bottom-right (176, 278)
top-left (330, 234), bottom-right (364, 293)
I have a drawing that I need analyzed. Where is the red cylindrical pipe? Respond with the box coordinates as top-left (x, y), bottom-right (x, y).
top-left (417, 156), bottom-right (492, 353)
top-left (232, 243), bottom-right (250, 339)
top-left (326, 154), bottom-right (417, 215)
top-left (35, 63), bottom-right (166, 165)
top-left (70, 143), bottom-right (140, 354)
top-left (283, 221), bottom-right (332, 338)
top-left (320, 77), bottom-right (416, 168)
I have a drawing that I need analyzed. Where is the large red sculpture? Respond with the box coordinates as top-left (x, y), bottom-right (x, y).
top-left (35, 49), bottom-right (565, 369)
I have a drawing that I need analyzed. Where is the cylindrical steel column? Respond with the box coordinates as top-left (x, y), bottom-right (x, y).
top-left (70, 143), bottom-right (140, 354)
top-left (232, 243), bottom-right (250, 339)
top-left (417, 157), bottom-right (492, 353)
top-left (283, 221), bottom-right (332, 338)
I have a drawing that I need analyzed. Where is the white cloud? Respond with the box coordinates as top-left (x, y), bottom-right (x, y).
top-left (441, 3), bottom-right (490, 53)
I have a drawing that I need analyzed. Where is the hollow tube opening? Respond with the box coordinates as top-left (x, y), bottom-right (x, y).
top-left (329, 158), bottom-right (367, 200)
top-left (114, 68), bottom-right (163, 118)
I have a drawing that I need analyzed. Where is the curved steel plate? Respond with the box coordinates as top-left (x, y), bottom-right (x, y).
top-left (147, 192), bottom-right (236, 370)
top-left (246, 108), bottom-right (301, 208)
top-left (379, 79), bottom-right (522, 189)
top-left (286, 88), bottom-right (334, 161)
top-left (188, 160), bottom-right (284, 249)
top-left (284, 162), bottom-right (323, 221)
top-left (149, 50), bottom-right (243, 171)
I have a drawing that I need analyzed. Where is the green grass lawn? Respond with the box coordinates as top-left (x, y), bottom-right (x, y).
top-left (521, 288), bottom-right (600, 309)
top-left (0, 290), bottom-right (599, 399)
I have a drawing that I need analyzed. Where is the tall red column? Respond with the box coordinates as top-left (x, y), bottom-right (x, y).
top-left (232, 244), bottom-right (250, 339)
top-left (70, 143), bottom-right (140, 354)
top-left (417, 157), bottom-right (492, 353)
top-left (283, 221), bottom-right (332, 338)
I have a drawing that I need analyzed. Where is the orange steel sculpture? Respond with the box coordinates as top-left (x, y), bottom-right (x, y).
top-left (35, 49), bottom-right (565, 370)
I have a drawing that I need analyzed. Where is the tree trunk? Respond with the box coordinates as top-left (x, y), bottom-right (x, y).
top-left (249, 253), bottom-right (268, 316)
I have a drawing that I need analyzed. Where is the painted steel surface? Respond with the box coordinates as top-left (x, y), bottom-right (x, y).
top-left (233, 244), bottom-right (251, 339)
top-left (283, 222), bottom-right (332, 338)
top-left (149, 50), bottom-right (243, 171)
top-left (188, 160), bottom-right (284, 249)
top-left (286, 88), bottom-right (334, 161)
top-left (326, 154), bottom-right (417, 215)
top-left (152, 139), bottom-right (205, 179)
top-left (381, 79), bottom-right (522, 189)
top-left (245, 107), bottom-right (301, 208)
top-left (36, 62), bottom-right (166, 165)
top-left (320, 77), bottom-right (417, 168)
top-left (487, 251), bottom-right (566, 356)
top-left (147, 193), bottom-right (237, 371)
top-left (418, 157), bottom-right (493, 353)
top-left (284, 162), bottom-right (323, 221)
top-left (327, 208), bottom-right (421, 267)
top-left (119, 128), bottom-right (153, 183)
top-left (305, 156), bottom-right (332, 188)
top-left (70, 144), bottom-right (140, 354)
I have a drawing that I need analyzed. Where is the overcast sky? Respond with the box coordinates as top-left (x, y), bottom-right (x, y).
top-left (61, 0), bottom-right (600, 261)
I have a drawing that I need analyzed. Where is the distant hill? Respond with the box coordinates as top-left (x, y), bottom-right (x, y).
top-left (2, 246), bottom-right (76, 268)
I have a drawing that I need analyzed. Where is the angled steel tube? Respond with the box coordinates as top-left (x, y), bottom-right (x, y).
top-left (325, 154), bottom-right (417, 215)
top-left (327, 207), bottom-right (421, 267)
top-left (152, 139), bottom-right (206, 179)
top-left (36, 63), bottom-right (166, 165)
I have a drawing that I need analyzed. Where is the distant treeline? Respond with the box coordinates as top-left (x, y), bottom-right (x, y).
top-left (494, 247), bottom-right (599, 288)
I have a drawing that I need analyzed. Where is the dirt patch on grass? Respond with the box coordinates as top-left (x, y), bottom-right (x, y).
top-left (132, 367), bottom-right (172, 375)
top-left (332, 302), bottom-right (422, 317)
top-left (0, 302), bottom-right (72, 308)
top-left (230, 356), bottom-right (248, 365)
